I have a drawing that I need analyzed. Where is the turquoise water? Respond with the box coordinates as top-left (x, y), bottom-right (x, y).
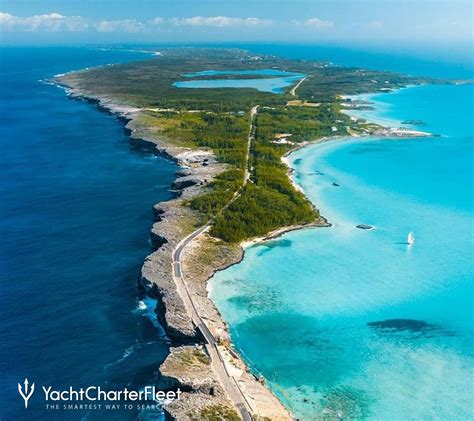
top-left (173, 68), bottom-right (304, 93)
top-left (242, 43), bottom-right (474, 80)
top-left (210, 83), bottom-right (474, 419)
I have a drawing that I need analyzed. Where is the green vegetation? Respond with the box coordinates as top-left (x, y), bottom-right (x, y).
top-left (64, 49), bottom-right (289, 112)
top-left (192, 404), bottom-right (240, 421)
top-left (59, 48), bottom-right (435, 243)
top-left (210, 105), bottom-right (352, 242)
top-left (255, 104), bottom-right (350, 142)
top-left (296, 66), bottom-right (437, 102)
top-left (211, 184), bottom-right (316, 242)
top-left (178, 347), bottom-right (211, 366)
top-left (62, 48), bottom-right (435, 110)
top-left (134, 109), bottom-right (250, 222)
top-left (190, 169), bottom-right (243, 219)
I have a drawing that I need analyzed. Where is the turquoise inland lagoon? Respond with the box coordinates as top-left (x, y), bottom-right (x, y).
top-left (210, 81), bottom-right (474, 419)
top-left (173, 69), bottom-right (304, 93)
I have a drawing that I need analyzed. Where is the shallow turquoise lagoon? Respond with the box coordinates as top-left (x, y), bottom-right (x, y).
top-left (173, 68), bottom-right (304, 93)
top-left (210, 84), bottom-right (474, 420)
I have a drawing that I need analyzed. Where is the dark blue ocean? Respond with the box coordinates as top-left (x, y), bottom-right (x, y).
top-left (0, 47), bottom-right (177, 420)
top-left (1, 44), bottom-right (473, 421)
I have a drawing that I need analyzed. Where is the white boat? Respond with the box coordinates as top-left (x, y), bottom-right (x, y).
top-left (407, 232), bottom-right (415, 245)
top-left (138, 300), bottom-right (147, 310)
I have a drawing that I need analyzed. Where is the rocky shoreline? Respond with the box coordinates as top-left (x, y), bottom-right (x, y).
top-left (55, 77), bottom-right (296, 419)
top-left (55, 71), bottom-right (434, 419)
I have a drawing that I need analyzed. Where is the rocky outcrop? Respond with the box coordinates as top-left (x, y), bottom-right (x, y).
top-left (141, 200), bottom-right (200, 342)
top-left (176, 168), bottom-right (192, 177)
top-left (56, 73), bottom-right (226, 344)
top-left (172, 175), bottom-right (206, 190)
top-left (56, 73), bottom-right (293, 420)
top-left (160, 346), bottom-right (238, 421)
top-left (139, 154), bottom-right (224, 343)
top-left (356, 224), bottom-right (374, 230)
top-left (164, 393), bottom-right (240, 421)
top-left (160, 346), bottom-right (223, 395)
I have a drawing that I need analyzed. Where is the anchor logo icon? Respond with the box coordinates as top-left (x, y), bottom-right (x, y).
top-left (18, 378), bottom-right (35, 408)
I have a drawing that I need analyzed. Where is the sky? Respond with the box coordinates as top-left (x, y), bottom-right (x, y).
top-left (0, 0), bottom-right (472, 47)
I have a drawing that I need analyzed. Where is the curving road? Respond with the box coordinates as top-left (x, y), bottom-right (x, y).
top-left (172, 225), bottom-right (252, 421)
top-left (170, 107), bottom-right (260, 420)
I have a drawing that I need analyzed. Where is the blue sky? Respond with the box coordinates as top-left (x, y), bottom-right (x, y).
top-left (0, 0), bottom-right (472, 46)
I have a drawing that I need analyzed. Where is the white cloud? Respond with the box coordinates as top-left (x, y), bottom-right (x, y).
top-left (1, 13), bottom-right (340, 36)
top-left (170, 16), bottom-right (271, 27)
top-left (95, 19), bottom-right (144, 33)
top-left (0, 13), bottom-right (273, 33)
top-left (151, 17), bottom-right (165, 25)
top-left (0, 12), bottom-right (15, 25)
top-left (293, 17), bottom-right (334, 29)
top-left (0, 12), bottom-right (87, 32)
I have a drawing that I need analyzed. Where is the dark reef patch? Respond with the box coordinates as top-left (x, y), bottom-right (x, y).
top-left (367, 318), bottom-right (456, 338)
top-left (368, 319), bottom-right (434, 332)
top-left (227, 286), bottom-right (283, 313)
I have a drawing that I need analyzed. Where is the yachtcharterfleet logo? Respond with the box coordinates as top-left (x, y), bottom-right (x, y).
top-left (17, 379), bottom-right (181, 411)
top-left (18, 378), bottom-right (35, 408)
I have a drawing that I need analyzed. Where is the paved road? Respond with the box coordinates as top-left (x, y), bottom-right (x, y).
top-left (170, 107), bottom-right (260, 420)
top-left (173, 223), bottom-right (210, 279)
top-left (244, 105), bottom-right (259, 183)
top-left (290, 76), bottom-right (306, 96)
top-left (172, 227), bottom-right (253, 421)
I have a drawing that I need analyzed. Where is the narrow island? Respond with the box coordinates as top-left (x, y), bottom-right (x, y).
top-left (56, 48), bottom-right (438, 420)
